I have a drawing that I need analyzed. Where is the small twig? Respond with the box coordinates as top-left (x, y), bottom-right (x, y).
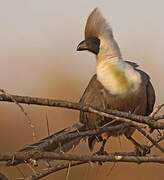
top-left (25, 162), bottom-right (86, 180)
top-left (106, 162), bottom-right (116, 177)
top-left (150, 103), bottom-right (164, 117)
top-left (24, 161), bottom-right (37, 175)
top-left (0, 90), bottom-right (36, 141)
top-left (65, 162), bottom-right (71, 180)
top-left (136, 127), bottom-right (164, 153)
top-left (45, 113), bottom-right (50, 137)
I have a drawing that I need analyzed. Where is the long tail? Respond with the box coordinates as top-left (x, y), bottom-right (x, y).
top-left (7, 123), bottom-right (85, 166)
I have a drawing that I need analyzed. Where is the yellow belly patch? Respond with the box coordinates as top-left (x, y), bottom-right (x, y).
top-left (97, 60), bottom-right (141, 96)
top-left (110, 65), bottom-right (135, 92)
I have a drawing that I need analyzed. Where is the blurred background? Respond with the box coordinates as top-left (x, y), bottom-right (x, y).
top-left (0, 0), bottom-right (163, 179)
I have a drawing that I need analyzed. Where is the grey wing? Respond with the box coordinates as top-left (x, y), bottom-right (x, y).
top-left (138, 69), bottom-right (155, 116)
top-left (79, 75), bottom-right (110, 150)
top-left (125, 61), bottom-right (139, 68)
top-left (79, 74), bottom-right (106, 128)
top-left (146, 79), bottom-right (155, 115)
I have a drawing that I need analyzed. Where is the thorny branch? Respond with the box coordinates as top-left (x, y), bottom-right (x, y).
top-left (21, 123), bottom-right (164, 154)
top-left (25, 153), bottom-right (164, 180)
top-left (1, 151), bottom-right (164, 164)
top-left (0, 93), bottom-right (163, 179)
top-left (0, 90), bottom-right (36, 141)
top-left (0, 93), bottom-right (164, 129)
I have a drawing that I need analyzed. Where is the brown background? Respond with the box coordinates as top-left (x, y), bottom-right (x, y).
top-left (0, 0), bottom-right (164, 179)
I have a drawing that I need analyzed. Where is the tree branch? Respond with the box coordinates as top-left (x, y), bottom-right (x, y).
top-left (26, 162), bottom-right (86, 180)
top-left (0, 92), bottom-right (163, 179)
top-left (0, 94), bottom-right (164, 129)
top-left (0, 150), bottom-right (164, 165)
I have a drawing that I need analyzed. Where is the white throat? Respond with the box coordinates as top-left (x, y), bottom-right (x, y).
top-left (96, 57), bottom-right (141, 96)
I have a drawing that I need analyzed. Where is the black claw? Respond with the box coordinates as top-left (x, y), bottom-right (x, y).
top-left (93, 148), bottom-right (108, 165)
top-left (94, 147), bottom-right (108, 156)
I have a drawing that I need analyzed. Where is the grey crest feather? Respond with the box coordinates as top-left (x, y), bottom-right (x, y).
top-left (85, 8), bottom-right (113, 40)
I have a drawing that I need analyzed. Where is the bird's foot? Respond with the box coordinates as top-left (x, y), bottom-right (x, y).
top-left (93, 147), bottom-right (108, 156)
top-left (93, 147), bottom-right (108, 165)
top-left (135, 144), bottom-right (150, 156)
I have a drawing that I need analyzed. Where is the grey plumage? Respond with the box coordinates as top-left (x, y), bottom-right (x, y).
top-left (79, 70), bottom-right (155, 150)
top-left (85, 8), bottom-right (113, 40)
top-left (78, 8), bottom-right (155, 151)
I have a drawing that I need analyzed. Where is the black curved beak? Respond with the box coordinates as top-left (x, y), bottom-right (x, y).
top-left (77, 40), bottom-right (88, 51)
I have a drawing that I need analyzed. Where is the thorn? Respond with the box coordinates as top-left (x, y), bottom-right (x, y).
top-left (45, 112), bottom-right (50, 136)
top-left (66, 162), bottom-right (71, 180)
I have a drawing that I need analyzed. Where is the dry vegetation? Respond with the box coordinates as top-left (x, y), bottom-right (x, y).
top-left (0, 89), bottom-right (163, 179)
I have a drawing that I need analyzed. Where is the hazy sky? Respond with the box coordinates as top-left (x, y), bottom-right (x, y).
top-left (0, 1), bottom-right (163, 179)
top-left (0, 0), bottom-right (163, 100)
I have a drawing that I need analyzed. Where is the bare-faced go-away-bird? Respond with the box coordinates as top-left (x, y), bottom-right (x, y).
top-left (77, 8), bottom-right (155, 155)
top-left (8, 8), bottom-right (156, 166)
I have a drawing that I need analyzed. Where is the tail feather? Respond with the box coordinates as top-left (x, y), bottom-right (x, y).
top-left (88, 136), bottom-right (103, 151)
top-left (7, 123), bottom-right (85, 166)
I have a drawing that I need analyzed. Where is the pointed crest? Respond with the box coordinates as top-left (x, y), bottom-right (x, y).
top-left (85, 8), bottom-right (113, 40)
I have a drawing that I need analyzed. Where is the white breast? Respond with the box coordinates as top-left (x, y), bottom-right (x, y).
top-left (96, 58), bottom-right (141, 96)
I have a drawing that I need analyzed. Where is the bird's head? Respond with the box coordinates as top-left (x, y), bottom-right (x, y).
top-left (77, 8), bottom-right (122, 59)
top-left (77, 36), bottom-right (100, 55)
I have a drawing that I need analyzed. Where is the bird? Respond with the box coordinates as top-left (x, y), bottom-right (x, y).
top-left (77, 8), bottom-right (155, 155)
